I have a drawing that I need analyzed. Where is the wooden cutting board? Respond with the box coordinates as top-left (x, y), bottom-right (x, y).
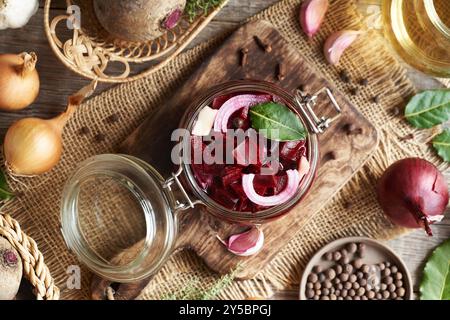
top-left (91, 20), bottom-right (378, 299)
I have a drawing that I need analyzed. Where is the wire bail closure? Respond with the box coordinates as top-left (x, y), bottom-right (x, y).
top-left (163, 166), bottom-right (201, 213)
top-left (295, 87), bottom-right (342, 134)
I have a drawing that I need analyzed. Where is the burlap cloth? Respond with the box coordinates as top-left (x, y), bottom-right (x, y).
top-left (3, 0), bottom-right (449, 299)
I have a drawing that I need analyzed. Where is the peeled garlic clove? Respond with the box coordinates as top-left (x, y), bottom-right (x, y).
top-left (217, 227), bottom-right (264, 257)
top-left (192, 106), bottom-right (218, 136)
top-left (323, 30), bottom-right (363, 65)
top-left (299, 0), bottom-right (329, 38)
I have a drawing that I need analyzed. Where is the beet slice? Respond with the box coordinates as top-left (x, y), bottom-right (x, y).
top-left (273, 174), bottom-right (288, 195)
top-left (236, 198), bottom-right (252, 212)
top-left (221, 166), bottom-right (243, 187)
top-left (212, 94), bottom-right (234, 109)
top-left (280, 140), bottom-right (306, 162)
top-left (230, 182), bottom-right (246, 200)
top-left (254, 174), bottom-right (277, 188)
top-left (213, 188), bottom-right (239, 209)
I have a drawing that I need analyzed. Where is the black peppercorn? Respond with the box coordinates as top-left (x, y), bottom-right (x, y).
top-left (232, 117), bottom-right (245, 129)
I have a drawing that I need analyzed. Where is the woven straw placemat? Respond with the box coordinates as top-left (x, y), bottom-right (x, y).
top-left (3, 0), bottom-right (449, 299)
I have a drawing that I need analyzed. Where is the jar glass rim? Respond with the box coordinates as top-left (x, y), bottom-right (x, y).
top-left (178, 80), bottom-right (319, 224)
top-left (61, 154), bottom-right (177, 282)
top-left (425, 0), bottom-right (450, 38)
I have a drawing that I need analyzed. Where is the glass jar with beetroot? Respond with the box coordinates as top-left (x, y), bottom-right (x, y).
top-left (61, 80), bottom-right (341, 283)
top-left (176, 80), bottom-right (341, 224)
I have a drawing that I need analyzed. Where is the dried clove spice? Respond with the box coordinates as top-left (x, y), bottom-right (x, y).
top-left (105, 113), bottom-right (120, 124)
top-left (350, 87), bottom-right (359, 96)
top-left (253, 35), bottom-right (272, 53)
top-left (372, 95), bottom-right (380, 104)
top-left (339, 70), bottom-right (351, 83)
top-left (240, 48), bottom-right (249, 67)
top-left (343, 201), bottom-right (353, 210)
top-left (359, 78), bottom-right (369, 86)
top-left (94, 133), bottom-right (106, 143)
top-left (78, 126), bottom-right (90, 136)
top-left (390, 106), bottom-right (400, 116)
top-left (276, 62), bottom-right (286, 81)
top-left (400, 133), bottom-right (414, 141)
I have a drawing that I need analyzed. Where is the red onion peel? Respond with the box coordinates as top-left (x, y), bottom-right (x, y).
top-left (377, 158), bottom-right (449, 236)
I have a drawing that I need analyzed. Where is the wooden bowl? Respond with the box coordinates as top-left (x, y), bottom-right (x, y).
top-left (44, 0), bottom-right (228, 83)
top-left (299, 237), bottom-right (413, 300)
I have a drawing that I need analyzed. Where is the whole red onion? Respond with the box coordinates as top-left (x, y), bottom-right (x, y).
top-left (377, 158), bottom-right (449, 236)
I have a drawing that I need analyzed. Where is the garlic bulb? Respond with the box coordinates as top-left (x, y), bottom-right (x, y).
top-left (0, 0), bottom-right (38, 30)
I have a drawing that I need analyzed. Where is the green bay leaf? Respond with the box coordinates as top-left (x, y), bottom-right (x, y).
top-left (0, 170), bottom-right (14, 201)
top-left (249, 102), bottom-right (307, 141)
top-left (420, 239), bottom-right (450, 300)
top-left (405, 89), bottom-right (450, 129)
top-left (432, 128), bottom-right (450, 162)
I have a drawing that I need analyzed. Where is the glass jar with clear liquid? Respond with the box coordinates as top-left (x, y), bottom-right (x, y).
top-left (382, 0), bottom-right (450, 77)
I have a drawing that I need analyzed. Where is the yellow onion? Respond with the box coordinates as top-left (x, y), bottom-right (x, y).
top-left (4, 81), bottom-right (97, 176)
top-left (0, 52), bottom-right (40, 111)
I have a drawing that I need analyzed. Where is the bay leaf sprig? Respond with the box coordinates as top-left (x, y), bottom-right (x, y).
top-left (420, 238), bottom-right (450, 300)
top-left (432, 128), bottom-right (450, 162)
top-left (405, 89), bottom-right (450, 129)
top-left (249, 102), bottom-right (307, 141)
top-left (0, 170), bottom-right (14, 201)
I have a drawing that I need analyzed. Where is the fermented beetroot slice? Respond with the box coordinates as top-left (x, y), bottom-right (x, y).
top-left (254, 174), bottom-right (277, 188)
top-left (191, 164), bottom-right (214, 190)
top-left (230, 182), bottom-right (246, 199)
top-left (213, 187), bottom-right (239, 209)
top-left (221, 166), bottom-right (243, 187)
top-left (253, 183), bottom-right (267, 196)
top-left (212, 94), bottom-right (234, 109)
top-left (273, 175), bottom-right (288, 194)
top-left (203, 163), bottom-right (224, 175)
top-left (236, 198), bottom-right (252, 212)
top-left (280, 140), bottom-right (306, 162)
top-left (252, 203), bottom-right (269, 212)
top-left (190, 92), bottom-right (307, 213)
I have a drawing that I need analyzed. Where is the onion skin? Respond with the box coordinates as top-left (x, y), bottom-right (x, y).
top-left (377, 158), bottom-right (449, 236)
top-left (3, 81), bottom-right (97, 176)
top-left (4, 118), bottom-right (62, 176)
top-left (0, 53), bottom-right (39, 111)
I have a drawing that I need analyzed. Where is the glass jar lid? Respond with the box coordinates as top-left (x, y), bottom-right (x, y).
top-left (61, 154), bottom-right (178, 282)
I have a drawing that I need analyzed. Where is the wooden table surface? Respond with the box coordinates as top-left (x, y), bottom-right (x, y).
top-left (0, 0), bottom-right (449, 300)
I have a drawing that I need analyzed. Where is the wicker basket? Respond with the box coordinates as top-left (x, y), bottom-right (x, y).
top-left (44, 0), bottom-right (228, 83)
top-left (0, 213), bottom-right (59, 300)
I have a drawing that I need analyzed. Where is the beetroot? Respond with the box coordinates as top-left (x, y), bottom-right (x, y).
top-left (189, 91), bottom-right (308, 213)
top-left (280, 140), bottom-right (306, 162)
top-left (162, 8), bottom-right (183, 29)
top-left (212, 94), bottom-right (234, 109)
top-left (213, 188), bottom-right (239, 209)
top-left (254, 174), bottom-right (277, 188)
top-left (273, 175), bottom-right (288, 194)
top-left (221, 166), bottom-right (243, 187)
top-left (0, 237), bottom-right (22, 300)
top-left (230, 182), bottom-right (246, 199)
top-left (236, 199), bottom-right (252, 212)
